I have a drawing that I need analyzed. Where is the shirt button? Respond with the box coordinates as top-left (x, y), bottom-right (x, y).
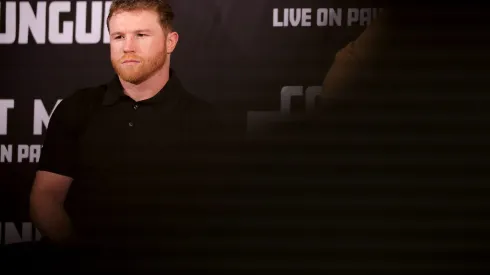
top-left (133, 104), bottom-right (139, 110)
top-left (128, 122), bottom-right (134, 127)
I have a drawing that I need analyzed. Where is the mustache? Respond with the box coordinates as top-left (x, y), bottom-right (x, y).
top-left (119, 55), bottom-right (142, 62)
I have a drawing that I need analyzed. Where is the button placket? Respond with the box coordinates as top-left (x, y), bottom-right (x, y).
top-left (129, 102), bottom-right (138, 127)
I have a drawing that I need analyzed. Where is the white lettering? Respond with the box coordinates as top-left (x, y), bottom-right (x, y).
top-left (317, 8), bottom-right (342, 26)
top-left (347, 8), bottom-right (359, 26)
top-left (359, 8), bottom-right (372, 26)
top-left (17, 145), bottom-right (29, 163)
top-left (281, 86), bottom-right (322, 113)
top-left (1, 222), bottom-right (43, 244)
top-left (317, 9), bottom-right (327, 26)
top-left (1, 144), bottom-right (12, 163)
top-left (284, 9), bottom-right (289, 27)
top-left (0, 99), bottom-right (14, 135)
top-left (247, 86), bottom-right (322, 134)
top-left (103, 1), bottom-right (112, 43)
top-left (289, 9), bottom-right (301, 27)
top-left (0, 2), bottom-right (16, 44)
top-left (0, 1), bottom-right (112, 44)
top-left (280, 86), bottom-right (303, 114)
top-left (273, 8), bottom-right (315, 27)
top-left (0, 144), bottom-right (43, 163)
top-left (347, 8), bottom-right (380, 26)
top-left (75, 1), bottom-right (103, 44)
top-left (301, 9), bottom-right (312, 27)
top-left (49, 1), bottom-right (73, 44)
top-left (18, 2), bottom-right (47, 44)
top-left (29, 145), bottom-right (42, 163)
top-left (4, 222), bottom-right (32, 245)
top-left (35, 227), bottom-right (43, 241)
top-left (305, 86), bottom-right (322, 113)
top-left (272, 8), bottom-right (283, 27)
top-left (33, 99), bottom-right (62, 135)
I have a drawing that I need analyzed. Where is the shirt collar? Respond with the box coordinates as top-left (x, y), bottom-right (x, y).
top-left (102, 69), bottom-right (183, 106)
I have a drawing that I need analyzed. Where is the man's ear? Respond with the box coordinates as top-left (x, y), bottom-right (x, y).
top-left (166, 31), bottom-right (179, 54)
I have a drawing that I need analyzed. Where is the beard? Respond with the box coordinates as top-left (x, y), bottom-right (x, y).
top-left (111, 49), bottom-right (167, 84)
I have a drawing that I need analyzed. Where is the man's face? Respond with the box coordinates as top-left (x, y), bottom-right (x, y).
top-left (109, 9), bottom-right (168, 84)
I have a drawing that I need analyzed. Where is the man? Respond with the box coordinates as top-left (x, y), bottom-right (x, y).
top-left (29, 0), bottom-right (222, 272)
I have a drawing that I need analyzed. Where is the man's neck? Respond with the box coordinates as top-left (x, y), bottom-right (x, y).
top-left (119, 67), bottom-right (170, 102)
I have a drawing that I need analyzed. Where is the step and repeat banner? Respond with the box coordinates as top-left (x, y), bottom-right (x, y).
top-left (0, 0), bottom-right (380, 245)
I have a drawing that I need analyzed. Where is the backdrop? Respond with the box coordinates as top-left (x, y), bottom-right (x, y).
top-left (0, 0), bottom-right (381, 243)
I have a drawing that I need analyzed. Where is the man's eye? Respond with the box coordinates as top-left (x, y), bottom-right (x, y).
top-left (137, 33), bottom-right (147, 37)
top-left (114, 35), bottom-right (123, 40)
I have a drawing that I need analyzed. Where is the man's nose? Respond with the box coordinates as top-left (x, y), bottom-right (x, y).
top-left (123, 36), bottom-right (136, 52)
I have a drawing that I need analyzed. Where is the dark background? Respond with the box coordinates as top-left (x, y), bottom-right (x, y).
top-left (0, 0), bottom-right (369, 226)
top-left (1, 1), bottom-right (489, 273)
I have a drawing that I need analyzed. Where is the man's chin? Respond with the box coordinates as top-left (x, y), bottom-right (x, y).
top-left (118, 72), bottom-right (147, 84)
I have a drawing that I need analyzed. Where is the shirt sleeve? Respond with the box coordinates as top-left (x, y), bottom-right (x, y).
top-left (37, 97), bottom-right (80, 179)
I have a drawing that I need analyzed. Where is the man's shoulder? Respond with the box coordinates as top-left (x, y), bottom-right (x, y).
top-left (61, 83), bottom-right (108, 107)
top-left (50, 83), bottom-right (108, 125)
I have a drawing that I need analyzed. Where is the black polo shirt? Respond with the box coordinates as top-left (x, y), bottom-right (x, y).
top-left (37, 70), bottom-right (223, 261)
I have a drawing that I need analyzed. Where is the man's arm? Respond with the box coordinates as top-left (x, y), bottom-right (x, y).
top-left (30, 171), bottom-right (75, 245)
top-left (30, 92), bottom-right (82, 246)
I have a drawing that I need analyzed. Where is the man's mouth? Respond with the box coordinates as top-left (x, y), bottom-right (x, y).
top-left (122, 59), bottom-right (140, 64)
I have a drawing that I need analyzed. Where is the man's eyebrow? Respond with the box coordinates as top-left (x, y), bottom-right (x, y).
top-left (110, 29), bottom-right (152, 36)
top-left (133, 29), bottom-right (152, 33)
